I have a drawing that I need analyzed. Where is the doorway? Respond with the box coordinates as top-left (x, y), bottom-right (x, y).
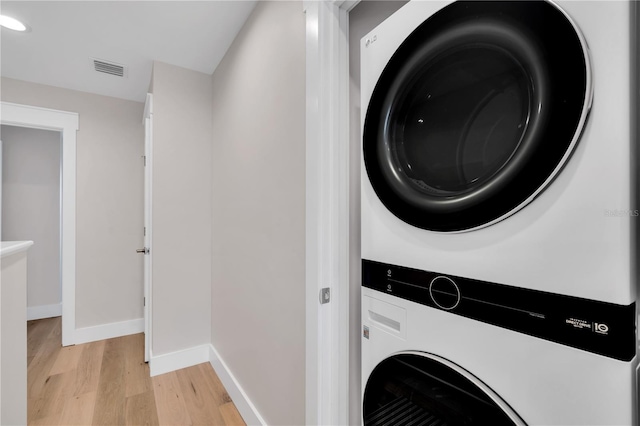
top-left (1, 125), bottom-right (62, 321)
top-left (0, 101), bottom-right (78, 347)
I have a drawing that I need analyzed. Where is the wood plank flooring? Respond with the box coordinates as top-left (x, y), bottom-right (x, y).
top-left (27, 317), bottom-right (245, 425)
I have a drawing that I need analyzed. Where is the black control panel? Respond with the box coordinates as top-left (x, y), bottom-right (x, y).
top-left (363, 259), bottom-right (637, 361)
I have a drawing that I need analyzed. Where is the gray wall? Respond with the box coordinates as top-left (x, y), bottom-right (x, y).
top-left (1, 77), bottom-right (145, 329)
top-left (349, 1), bottom-right (408, 424)
top-left (209, 1), bottom-right (306, 424)
top-left (150, 61), bottom-right (212, 356)
top-left (1, 125), bottom-right (61, 312)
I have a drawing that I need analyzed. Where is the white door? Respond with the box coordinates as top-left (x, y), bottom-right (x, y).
top-left (142, 94), bottom-right (153, 362)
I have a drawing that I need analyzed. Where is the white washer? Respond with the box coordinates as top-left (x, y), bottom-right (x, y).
top-left (361, 288), bottom-right (637, 425)
top-left (361, 1), bottom-right (639, 424)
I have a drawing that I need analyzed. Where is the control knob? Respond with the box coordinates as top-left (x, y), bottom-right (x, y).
top-left (429, 276), bottom-right (461, 310)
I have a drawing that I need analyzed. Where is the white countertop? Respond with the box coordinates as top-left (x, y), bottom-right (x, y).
top-left (1, 241), bottom-right (34, 258)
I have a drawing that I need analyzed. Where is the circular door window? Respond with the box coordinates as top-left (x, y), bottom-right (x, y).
top-left (363, 1), bottom-right (591, 232)
top-left (363, 353), bottom-right (524, 425)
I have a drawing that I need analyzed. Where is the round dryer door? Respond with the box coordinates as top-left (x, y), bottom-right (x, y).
top-left (363, 353), bottom-right (524, 425)
top-left (363, 0), bottom-right (591, 232)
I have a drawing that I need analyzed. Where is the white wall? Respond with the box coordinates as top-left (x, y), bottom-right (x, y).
top-left (348, 1), bottom-right (407, 424)
top-left (150, 61), bottom-right (212, 356)
top-left (1, 77), bottom-right (144, 329)
top-left (210, 1), bottom-right (306, 424)
top-left (1, 125), bottom-right (61, 317)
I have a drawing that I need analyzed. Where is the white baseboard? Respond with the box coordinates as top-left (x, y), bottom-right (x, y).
top-left (149, 344), bottom-right (210, 377)
top-left (74, 318), bottom-right (144, 345)
top-left (209, 344), bottom-right (266, 425)
top-left (27, 303), bottom-right (62, 321)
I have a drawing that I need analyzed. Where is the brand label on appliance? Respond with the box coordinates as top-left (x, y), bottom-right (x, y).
top-left (364, 35), bottom-right (377, 48)
top-left (565, 318), bottom-right (610, 336)
top-left (566, 317), bottom-right (591, 330)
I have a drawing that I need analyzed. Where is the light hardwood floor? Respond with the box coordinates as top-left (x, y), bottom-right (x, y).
top-left (27, 317), bottom-right (245, 425)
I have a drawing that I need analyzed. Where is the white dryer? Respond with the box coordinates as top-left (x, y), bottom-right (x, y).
top-left (361, 0), bottom-right (637, 305)
top-left (361, 0), bottom-right (639, 424)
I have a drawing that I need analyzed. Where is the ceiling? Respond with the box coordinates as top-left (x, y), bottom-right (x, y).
top-left (0, 1), bottom-right (257, 103)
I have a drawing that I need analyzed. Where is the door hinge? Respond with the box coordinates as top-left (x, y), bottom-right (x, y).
top-left (144, 226), bottom-right (146, 236)
top-left (143, 155), bottom-right (146, 166)
top-left (320, 287), bottom-right (331, 304)
top-left (144, 297), bottom-right (146, 307)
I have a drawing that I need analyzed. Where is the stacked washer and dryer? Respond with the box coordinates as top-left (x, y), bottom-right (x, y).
top-left (361, 1), bottom-right (638, 425)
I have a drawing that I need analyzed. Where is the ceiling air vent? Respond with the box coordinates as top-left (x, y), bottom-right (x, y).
top-left (91, 58), bottom-right (126, 78)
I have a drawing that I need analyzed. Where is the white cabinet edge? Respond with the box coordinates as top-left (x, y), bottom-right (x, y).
top-left (1, 241), bottom-right (34, 258)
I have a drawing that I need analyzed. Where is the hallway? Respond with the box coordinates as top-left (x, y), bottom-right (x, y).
top-left (27, 317), bottom-right (244, 425)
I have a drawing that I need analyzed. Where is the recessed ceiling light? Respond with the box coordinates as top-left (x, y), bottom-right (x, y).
top-left (0, 15), bottom-right (28, 32)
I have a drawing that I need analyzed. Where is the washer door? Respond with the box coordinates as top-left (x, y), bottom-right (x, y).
top-left (363, 1), bottom-right (591, 232)
top-left (363, 353), bottom-right (525, 425)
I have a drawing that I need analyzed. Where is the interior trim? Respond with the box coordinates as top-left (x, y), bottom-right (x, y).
top-left (0, 101), bottom-right (78, 346)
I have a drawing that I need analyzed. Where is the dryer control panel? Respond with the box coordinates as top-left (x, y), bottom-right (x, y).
top-left (362, 259), bottom-right (636, 361)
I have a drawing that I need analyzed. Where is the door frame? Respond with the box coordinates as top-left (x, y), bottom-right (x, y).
top-left (142, 94), bottom-right (153, 363)
top-left (0, 101), bottom-right (79, 347)
top-left (304, 1), bottom-right (359, 424)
